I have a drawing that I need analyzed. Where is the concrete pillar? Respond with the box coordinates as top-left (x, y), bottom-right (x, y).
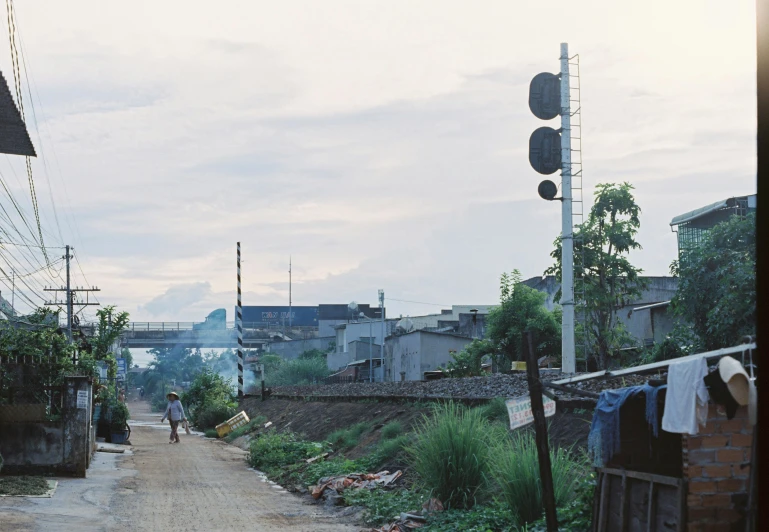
top-left (63, 376), bottom-right (92, 478)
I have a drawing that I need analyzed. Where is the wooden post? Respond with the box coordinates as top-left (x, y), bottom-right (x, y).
top-left (525, 330), bottom-right (558, 531)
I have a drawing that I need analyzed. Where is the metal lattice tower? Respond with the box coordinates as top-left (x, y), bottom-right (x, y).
top-left (568, 54), bottom-right (589, 372)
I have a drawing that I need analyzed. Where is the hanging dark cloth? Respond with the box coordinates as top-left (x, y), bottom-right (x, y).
top-left (703, 369), bottom-right (739, 419)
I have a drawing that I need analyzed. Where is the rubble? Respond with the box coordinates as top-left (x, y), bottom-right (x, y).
top-left (272, 372), bottom-right (658, 402)
top-left (310, 471), bottom-right (402, 500)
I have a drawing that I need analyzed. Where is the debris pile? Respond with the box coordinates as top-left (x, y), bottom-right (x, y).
top-left (310, 470), bottom-right (402, 507)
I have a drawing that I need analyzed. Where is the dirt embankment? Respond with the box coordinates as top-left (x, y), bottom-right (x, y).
top-left (240, 397), bottom-right (595, 455)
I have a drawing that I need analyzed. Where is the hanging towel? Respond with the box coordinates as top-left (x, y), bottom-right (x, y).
top-left (588, 386), bottom-right (643, 467)
top-left (661, 357), bottom-right (709, 435)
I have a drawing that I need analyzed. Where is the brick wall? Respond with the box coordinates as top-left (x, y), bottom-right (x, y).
top-left (684, 404), bottom-right (752, 531)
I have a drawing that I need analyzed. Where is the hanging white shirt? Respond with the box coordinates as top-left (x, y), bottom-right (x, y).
top-left (662, 357), bottom-right (710, 435)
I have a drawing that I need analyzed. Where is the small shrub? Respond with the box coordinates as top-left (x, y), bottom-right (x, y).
top-left (488, 431), bottom-right (584, 526)
top-left (478, 398), bottom-right (508, 423)
top-left (328, 422), bottom-right (371, 450)
top-left (380, 421), bottom-right (404, 440)
top-left (526, 471), bottom-right (596, 532)
top-left (248, 431), bottom-right (323, 472)
top-left (406, 402), bottom-right (501, 509)
top-left (204, 429), bottom-right (219, 438)
top-left (303, 458), bottom-right (367, 486)
top-left (195, 403), bottom-right (236, 431)
top-left (109, 401), bottom-right (130, 432)
top-left (225, 416), bottom-right (267, 442)
top-left (343, 488), bottom-right (427, 526)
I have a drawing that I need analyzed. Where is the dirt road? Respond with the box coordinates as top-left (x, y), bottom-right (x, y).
top-left (0, 399), bottom-right (362, 532)
top-left (110, 400), bottom-right (361, 532)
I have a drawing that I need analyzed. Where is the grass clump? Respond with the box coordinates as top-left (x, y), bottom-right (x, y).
top-left (194, 403), bottom-right (236, 431)
top-left (488, 431), bottom-right (584, 527)
top-left (224, 416), bottom-right (267, 442)
top-left (424, 501), bottom-right (516, 532)
top-left (372, 435), bottom-right (409, 465)
top-left (204, 429), bottom-right (219, 438)
top-left (380, 421), bottom-right (404, 440)
top-left (478, 398), bottom-right (509, 424)
top-left (406, 401), bottom-right (501, 509)
top-left (327, 422), bottom-right (371, 450)
top-left (0, 476), bottom-right (50, 496)
top-left (248, 431), bottom-right (324, 473)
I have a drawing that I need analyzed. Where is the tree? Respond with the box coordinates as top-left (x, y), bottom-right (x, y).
top-left (546, 183), bottom-right (647, 369)
top-left (486, 270), bottom-right (562, 365)
top-left (444, 339), bottom-right (496, 377)
top-left (670, 212), bottom-right (756, 351)
top-left (89, 306), bottom-right (130, 380)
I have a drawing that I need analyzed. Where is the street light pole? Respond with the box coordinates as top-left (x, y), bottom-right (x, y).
top-left (379, 289), bottom-right (385, 381)
top-left (360, 312), bottom-right (373, 383)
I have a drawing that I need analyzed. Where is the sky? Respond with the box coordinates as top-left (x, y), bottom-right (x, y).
top-left (0, 1), bottom-right (757, 344)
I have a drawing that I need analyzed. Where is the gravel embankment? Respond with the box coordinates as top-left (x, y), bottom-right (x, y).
top-left (268, 372), bottom-right (657, 401)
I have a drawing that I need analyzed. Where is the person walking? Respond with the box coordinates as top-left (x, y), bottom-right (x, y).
top-left (160, 391), bottom-right (187, 444)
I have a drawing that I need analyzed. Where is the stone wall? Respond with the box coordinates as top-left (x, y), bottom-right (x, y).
top-left (0, 376), bottom-right (93, 477)
top-left (684, 405), bottom-right (753, 531)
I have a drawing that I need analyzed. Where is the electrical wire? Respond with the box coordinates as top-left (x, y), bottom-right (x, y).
top-left (386, 297), bottom-right (454, 308)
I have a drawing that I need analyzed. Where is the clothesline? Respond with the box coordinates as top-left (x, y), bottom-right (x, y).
top-left (552, 342), bottom-right (757, 387)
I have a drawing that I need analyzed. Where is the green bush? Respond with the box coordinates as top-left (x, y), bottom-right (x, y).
top-left (195, 403), bottom-right (236, 431)
top-left (266, 357), bottom-right (331, 387)
top-left (488, 431), bottom-right (584, 527)
top-left (406, 402), bottom-right (500, 509)
top-left (343, 488), bottom-right (427, 526)
top-left (224, 416), bottom-right (267, 442)
top-left (380, 421), bottom-right (404, 440)
top-left (204, 429), bottom-right (219, 438)
top-left (328, 422), bottom-right (371, 450)
top-left (109, 401), bottom-right (130, 432)
top-left (248, 431), bottom-right (323, 472)
top-left (303, 458), bottom-right (368, 486)
top-left (183, 369), bottom-right (236, 426)
top-left (478, 398), bottom-right (509, 423)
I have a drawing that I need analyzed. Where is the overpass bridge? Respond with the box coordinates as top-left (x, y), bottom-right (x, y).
top-left (80, 321), bottom-right (319, 350)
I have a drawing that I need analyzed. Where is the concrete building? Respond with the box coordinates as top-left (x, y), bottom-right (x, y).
top-left (670, 194), bottom-right (756, 258)
top-left (333, 320), bottom-right (398, 356)
top-left (318, 303), bottom-right (384, 337)
top-left (384, 330), bottom-right (473, 382)
top-left (522, 275), bottom-right (679, 347)
top-left (403, 305), bottom-right (495, 330)
top-left (327, 340), bottom-right (383, 373)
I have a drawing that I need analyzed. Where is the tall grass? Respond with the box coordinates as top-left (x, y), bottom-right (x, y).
top-left (406, 402), bottom-right (500, 509)
top-left (488, 430), bottom-right (584, 527)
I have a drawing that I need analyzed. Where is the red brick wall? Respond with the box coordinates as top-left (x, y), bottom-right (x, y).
top-left (684, 404), bottom-right (752, 531)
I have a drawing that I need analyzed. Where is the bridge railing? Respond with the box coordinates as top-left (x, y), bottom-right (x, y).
top-left (80, 322), bottom-right (320, 333)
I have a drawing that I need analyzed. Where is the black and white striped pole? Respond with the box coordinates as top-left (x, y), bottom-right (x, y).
top-left (237, 242), bottom-right (244, 398)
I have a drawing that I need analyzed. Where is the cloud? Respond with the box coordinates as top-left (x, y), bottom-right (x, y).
top-left (140, 282), bottom-right (213, 317)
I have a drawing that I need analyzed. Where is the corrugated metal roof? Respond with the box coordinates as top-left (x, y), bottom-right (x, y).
top-left (0, 70), bottom-right (35, 157)
top-left (670, 199), bottom-right (729, 227)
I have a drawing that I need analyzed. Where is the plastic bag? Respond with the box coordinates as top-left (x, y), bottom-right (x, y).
top-left (183, 420), bottom-right (191, 435)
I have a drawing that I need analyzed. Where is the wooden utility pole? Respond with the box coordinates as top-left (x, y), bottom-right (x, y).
top-left (525, 330), bottom-right (558, 531)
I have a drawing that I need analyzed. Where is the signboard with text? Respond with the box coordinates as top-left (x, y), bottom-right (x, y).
top-left (506, 394), bottom-right (556, 430)
top-left (116, 358), bottom-right (127, 382)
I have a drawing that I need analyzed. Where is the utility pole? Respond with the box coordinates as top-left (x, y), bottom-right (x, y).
top-left (236, 242), bottom-right (244, 398)
top-left (44, 246), bottom-right (100, 348)
top-left (559, 43), bottom-right (576, 374)
top-left (379, 289), bottom-right (385, 382)
top-left (11, 269), bottom-right (14, 315)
